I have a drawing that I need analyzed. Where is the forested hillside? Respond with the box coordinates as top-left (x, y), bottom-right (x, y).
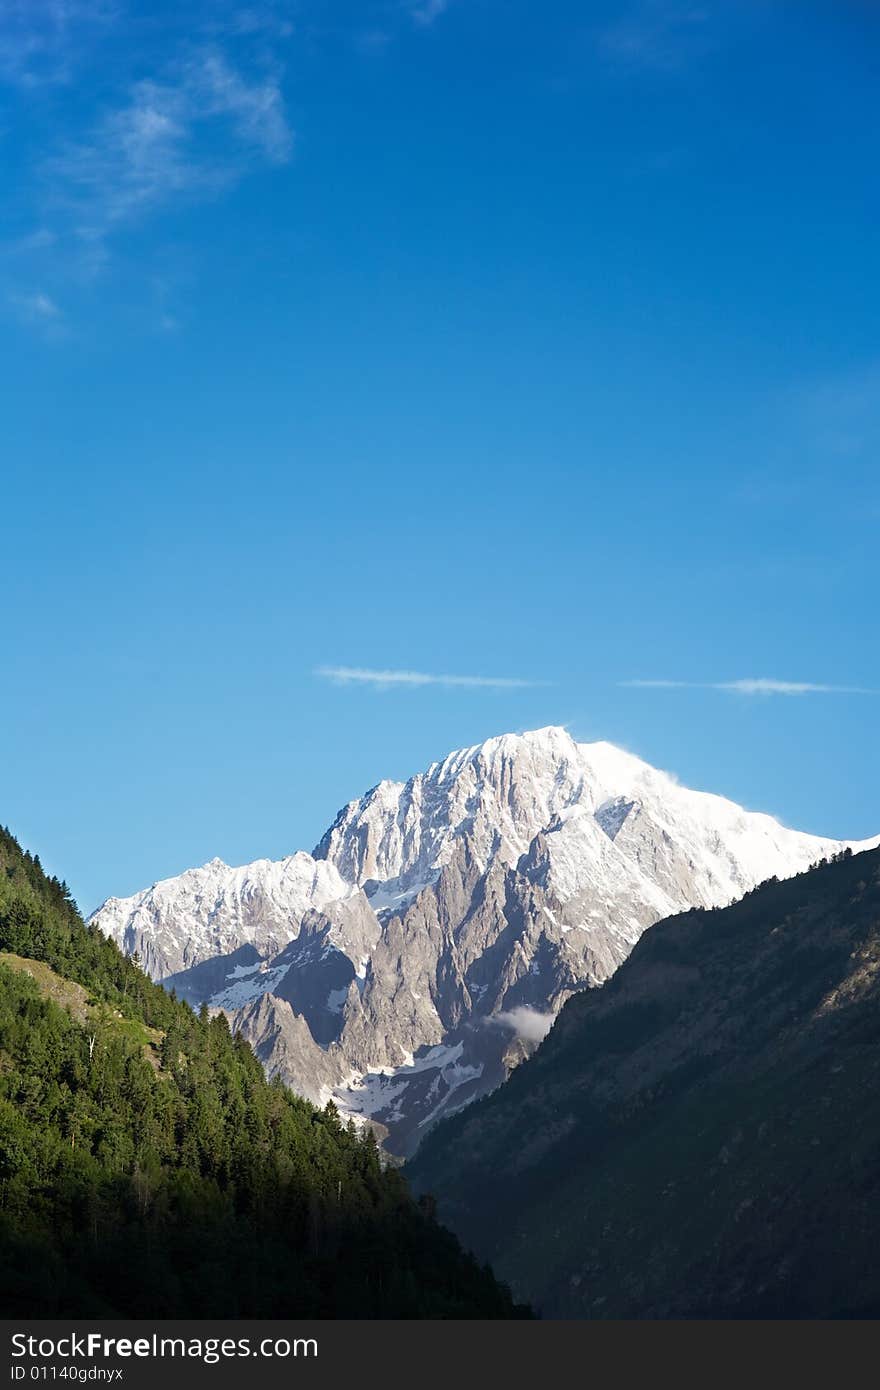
top-left (0, 827), bottom-right (525, 1318)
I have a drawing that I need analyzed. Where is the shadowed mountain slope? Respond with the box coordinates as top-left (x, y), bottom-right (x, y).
top-left (409, 845), bottom-right (880, 1318)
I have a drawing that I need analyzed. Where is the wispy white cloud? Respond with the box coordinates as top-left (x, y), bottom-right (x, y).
top-left (599, 3), bottom-right (716, 72)
top-left (3, 6), bottom-right (295, 316)
top-left (7, 286), bottom-right (68, 338)
top-left (0, 0), bottom-right (117, 87)
top-left (719, 679), bottom-right (877, 697)
top-left (410, 0), bottom-right (451, 27)
top-left (622, 678), bottom-right (879, 696)
top-left (214, 6), bottom-right (295, 42)
top-left (48, 49), bottom-right (292, 230)
top-left (11, 289), bottom-right (60, 319)
top-left (316, 666), bottom-right (548, 690)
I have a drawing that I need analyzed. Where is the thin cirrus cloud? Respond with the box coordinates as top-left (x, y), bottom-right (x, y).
top-left (48, 49), bottom-right (293, 232)
top-left (11, 290), bottom-right (60, 319)
top-left (410, 0), bottom-right (451, 26)
top-left (315, 666), bottom-right (548, 691)
top-left (3, 6), bottom-right (295, 305)
top-left (598, 3), bottom-right (718, 72)
top-left (6, 0), bottom-right (455, 313)
top-left (7, 288), bottom-right (67, 337)
top-left (0, 0), bottom-right (116, 87)
top-left (622, 678), bottom-right (879, 696)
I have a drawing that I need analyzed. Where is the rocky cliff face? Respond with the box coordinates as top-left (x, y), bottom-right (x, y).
top-left (90, 727), bottom-right (878, 1154)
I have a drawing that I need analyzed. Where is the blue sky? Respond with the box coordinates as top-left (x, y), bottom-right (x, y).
top-left (1, 0), bottom-right (878, 912)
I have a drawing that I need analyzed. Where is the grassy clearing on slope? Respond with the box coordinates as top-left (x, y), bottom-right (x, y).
top-left (0, 952), bottom-right (164, 1071)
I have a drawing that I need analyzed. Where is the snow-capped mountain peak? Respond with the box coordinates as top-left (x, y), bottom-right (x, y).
top-left (314, 725), bottom-right (860, 919)
top-left (93, 848), bottom-right (353, 979)
top-left (90, 727), bottom-right (878, 1155)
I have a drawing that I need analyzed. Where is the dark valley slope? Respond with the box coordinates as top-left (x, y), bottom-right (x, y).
top-left (0, 826), bottom-right (525, 1318)
top-left (409, 845), bottom-right (880, 1318)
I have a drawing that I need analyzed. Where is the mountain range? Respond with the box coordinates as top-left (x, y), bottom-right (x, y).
top-left (90, 727), bottom-right (878, 1155)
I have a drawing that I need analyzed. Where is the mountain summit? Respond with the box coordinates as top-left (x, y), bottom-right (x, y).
top-left (90, 728), bottom-right (878, 1154)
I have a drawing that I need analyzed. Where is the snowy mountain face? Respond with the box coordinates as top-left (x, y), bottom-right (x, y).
top-left (90, 727), bottom-right (878, 1155)
top-left (93, 851), bottom-right (355, 979)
